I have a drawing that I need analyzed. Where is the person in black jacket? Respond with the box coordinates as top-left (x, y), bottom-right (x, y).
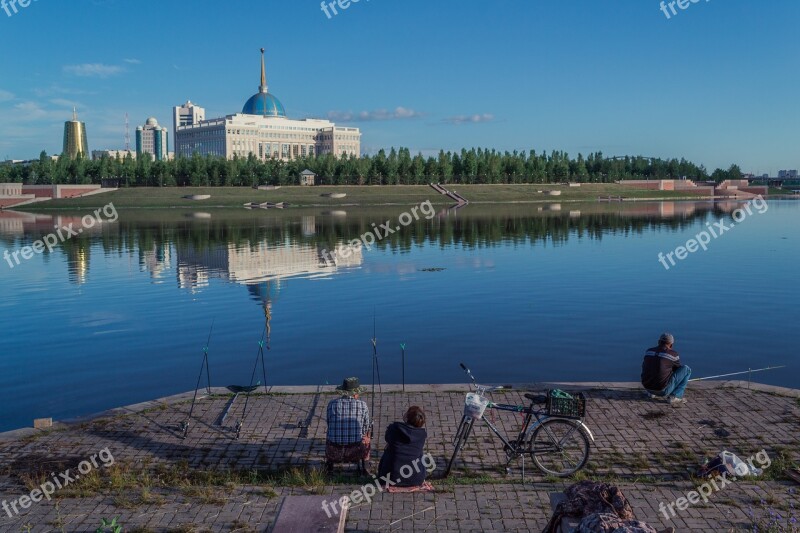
top-left (641, 333), bottom-right (691, 407)
top-left (378, 406), bottom-right (428, 487)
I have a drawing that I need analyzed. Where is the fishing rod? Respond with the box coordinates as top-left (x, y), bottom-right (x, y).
top-left (689, 365), bottom-right (786, 382)
top-left (236, 326), bottom-right (268, 439)
top-left (400, 343), bottom-right (406, 393)
top-left (370, 313), bottom-right (382, 440)
top-left (181, 319), bottom-right (214, 440)
top-left (264, 295), bottom-right (272, 351)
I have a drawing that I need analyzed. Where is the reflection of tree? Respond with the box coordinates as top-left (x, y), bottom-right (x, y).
top-left (3, 203), bottom-right (736, 279)
top-left (115, 206), bottom-right (719, 254)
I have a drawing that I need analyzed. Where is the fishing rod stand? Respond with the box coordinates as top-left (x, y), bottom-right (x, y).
top-left (369, 336), bottom-right (382, 444)
top-left (182, 346), bottom-right (212, 440)
top-left (236, 339), bottom-right (269, 440)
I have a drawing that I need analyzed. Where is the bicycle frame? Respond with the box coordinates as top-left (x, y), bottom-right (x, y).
top-left (446, 363), bottom-right (595, 478)
top-left (477, 401), bottom-right (539, 455)
top-left (474, 400), bottom-right (594, 457)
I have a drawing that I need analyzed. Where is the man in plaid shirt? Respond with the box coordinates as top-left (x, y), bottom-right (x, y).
top-left (326, 377), bottom-right (372, 472)
top-left (327, 394), bottom-right (370, 445)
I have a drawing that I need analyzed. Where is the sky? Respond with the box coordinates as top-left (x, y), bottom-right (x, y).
top-left (0, 0), bottom-right (798, 173)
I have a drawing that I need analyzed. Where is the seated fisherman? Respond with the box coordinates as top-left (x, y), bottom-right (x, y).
top-left (641, 333), bottom-right (692, 407)
top-left (326, 377), bottom-right (371, 472)
top-left (378, 406), bottom-right (428, 487)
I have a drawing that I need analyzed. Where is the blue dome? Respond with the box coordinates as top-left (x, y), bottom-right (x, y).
top-left (242, 92), bottom-right (286, 117)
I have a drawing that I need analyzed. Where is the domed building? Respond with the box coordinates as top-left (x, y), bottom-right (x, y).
top-left (62, 108), bottom-right (88, 160)
top-left (136, 116), bottom-right (169, 161)
top-left (242, 49), bottom-right (287, 118)
top-left (174, 48), bottom-right (361, 164)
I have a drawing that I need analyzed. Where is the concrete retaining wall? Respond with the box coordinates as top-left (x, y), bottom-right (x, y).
top-left (21, 184), bottom-right (104, 199)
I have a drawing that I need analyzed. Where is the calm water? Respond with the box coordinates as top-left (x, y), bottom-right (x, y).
top-left (0, 200), bottom-right (797, 432)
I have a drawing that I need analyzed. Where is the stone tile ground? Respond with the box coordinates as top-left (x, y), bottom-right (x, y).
top-left (0, 381), bottom-right (798, 532)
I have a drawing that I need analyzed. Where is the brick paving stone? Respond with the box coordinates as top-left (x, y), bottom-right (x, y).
top-left (0, 382), bottom-right (797, 531)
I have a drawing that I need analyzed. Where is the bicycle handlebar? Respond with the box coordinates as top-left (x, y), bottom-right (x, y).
top-left (460, 362), bottom-right (508, 395)
top-left (476, 384), bottom-right (505, 393)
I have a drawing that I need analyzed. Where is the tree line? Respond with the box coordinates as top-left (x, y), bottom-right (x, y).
top-left (0, 148), bottom-right (743, 186)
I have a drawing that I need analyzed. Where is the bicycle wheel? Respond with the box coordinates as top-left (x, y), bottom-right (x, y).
top-left (444, 415), bottom-right (474, 477)
top-left (529, 418), bottom-right (590, 477)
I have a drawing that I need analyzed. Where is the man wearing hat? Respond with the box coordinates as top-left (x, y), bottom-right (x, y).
top-left (325, 377), bottom-right (372, 472)
top-left (641, 333), bottom-right (692, 407)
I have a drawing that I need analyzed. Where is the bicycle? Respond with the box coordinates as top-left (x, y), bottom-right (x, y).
top-left (443, 363), bottom-right (595, 478)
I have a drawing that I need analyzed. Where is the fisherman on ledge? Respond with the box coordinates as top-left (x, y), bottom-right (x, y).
top-left (642, 333), bottom-right (691, 407)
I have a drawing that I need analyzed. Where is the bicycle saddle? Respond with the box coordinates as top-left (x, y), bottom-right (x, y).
top-left (524, 393), bottom-right (547, 403)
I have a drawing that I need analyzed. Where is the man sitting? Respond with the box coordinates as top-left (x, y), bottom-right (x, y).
top-left (641, 333), bottom-right (691, 407)
top-left (326, 377), bottom-right (371, 472)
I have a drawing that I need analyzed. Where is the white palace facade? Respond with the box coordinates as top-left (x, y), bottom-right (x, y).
top-left (175, 49), bottom-right (361, 161)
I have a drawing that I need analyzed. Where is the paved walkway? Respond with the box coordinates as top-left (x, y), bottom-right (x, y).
top-left (0, 381), bottom-right (798, 531)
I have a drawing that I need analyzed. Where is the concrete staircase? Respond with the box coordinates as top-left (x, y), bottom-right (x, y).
top-left (429, 183), bottom-right (469, 206)
top-left (715, 180), bottom-right (764, 199)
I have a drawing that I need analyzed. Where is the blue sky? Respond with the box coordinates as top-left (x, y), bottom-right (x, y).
top-left (0, 0), bottom-right (797, 172)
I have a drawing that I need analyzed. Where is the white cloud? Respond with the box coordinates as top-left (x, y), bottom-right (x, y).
top-left (33, 85), bottom-right (97, 97)
top-left (123, 58), bottom-right (142, 64)
top-left (50, 98), bottom-right (81, 108)
top-left (327, 106), bottom-right (425, 122)
top-left (63, 63), bottom-right (125, 78)
top-left (443, 113), bottom-right (495, 125)
top-left (0, 89), bottom-right (14, 102)
top-left (13, 102), bottom-right (48, 120)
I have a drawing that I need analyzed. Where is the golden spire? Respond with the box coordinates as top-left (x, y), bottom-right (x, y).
top-left (259, 48), bottom-right (268, 94)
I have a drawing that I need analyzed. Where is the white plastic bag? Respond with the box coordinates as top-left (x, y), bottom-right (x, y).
top-left (720, 450), bottom-right (762, 477)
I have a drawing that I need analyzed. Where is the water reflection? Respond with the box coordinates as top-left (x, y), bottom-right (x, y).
top-left (0, 200), bottom-right (796, 432)
top-left (175, 240), bottom-right (363, 293)
top-left (0, 201), bottom-right (751, 290)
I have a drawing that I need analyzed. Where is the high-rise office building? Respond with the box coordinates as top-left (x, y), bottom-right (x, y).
top-left (63, 108), bottom-right (88, 159)
top-left (172, 101), bottom-right (205, 150)
top-left (175, 48), bottom-right (360, 161)
top-left (135, 117), bottom-right (169, 161)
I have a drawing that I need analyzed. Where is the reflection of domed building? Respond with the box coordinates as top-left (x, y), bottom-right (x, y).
top-left (175, 239), bottom-right (362, 293)
top-left (174, 48), bottom-right (361, 162)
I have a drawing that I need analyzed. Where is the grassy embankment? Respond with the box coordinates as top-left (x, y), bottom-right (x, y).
top-left (23, 183), bottom-right (701, 210)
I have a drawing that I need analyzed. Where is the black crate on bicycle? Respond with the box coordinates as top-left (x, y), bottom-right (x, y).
top-left (546, 389), bottom-right (586, 419)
